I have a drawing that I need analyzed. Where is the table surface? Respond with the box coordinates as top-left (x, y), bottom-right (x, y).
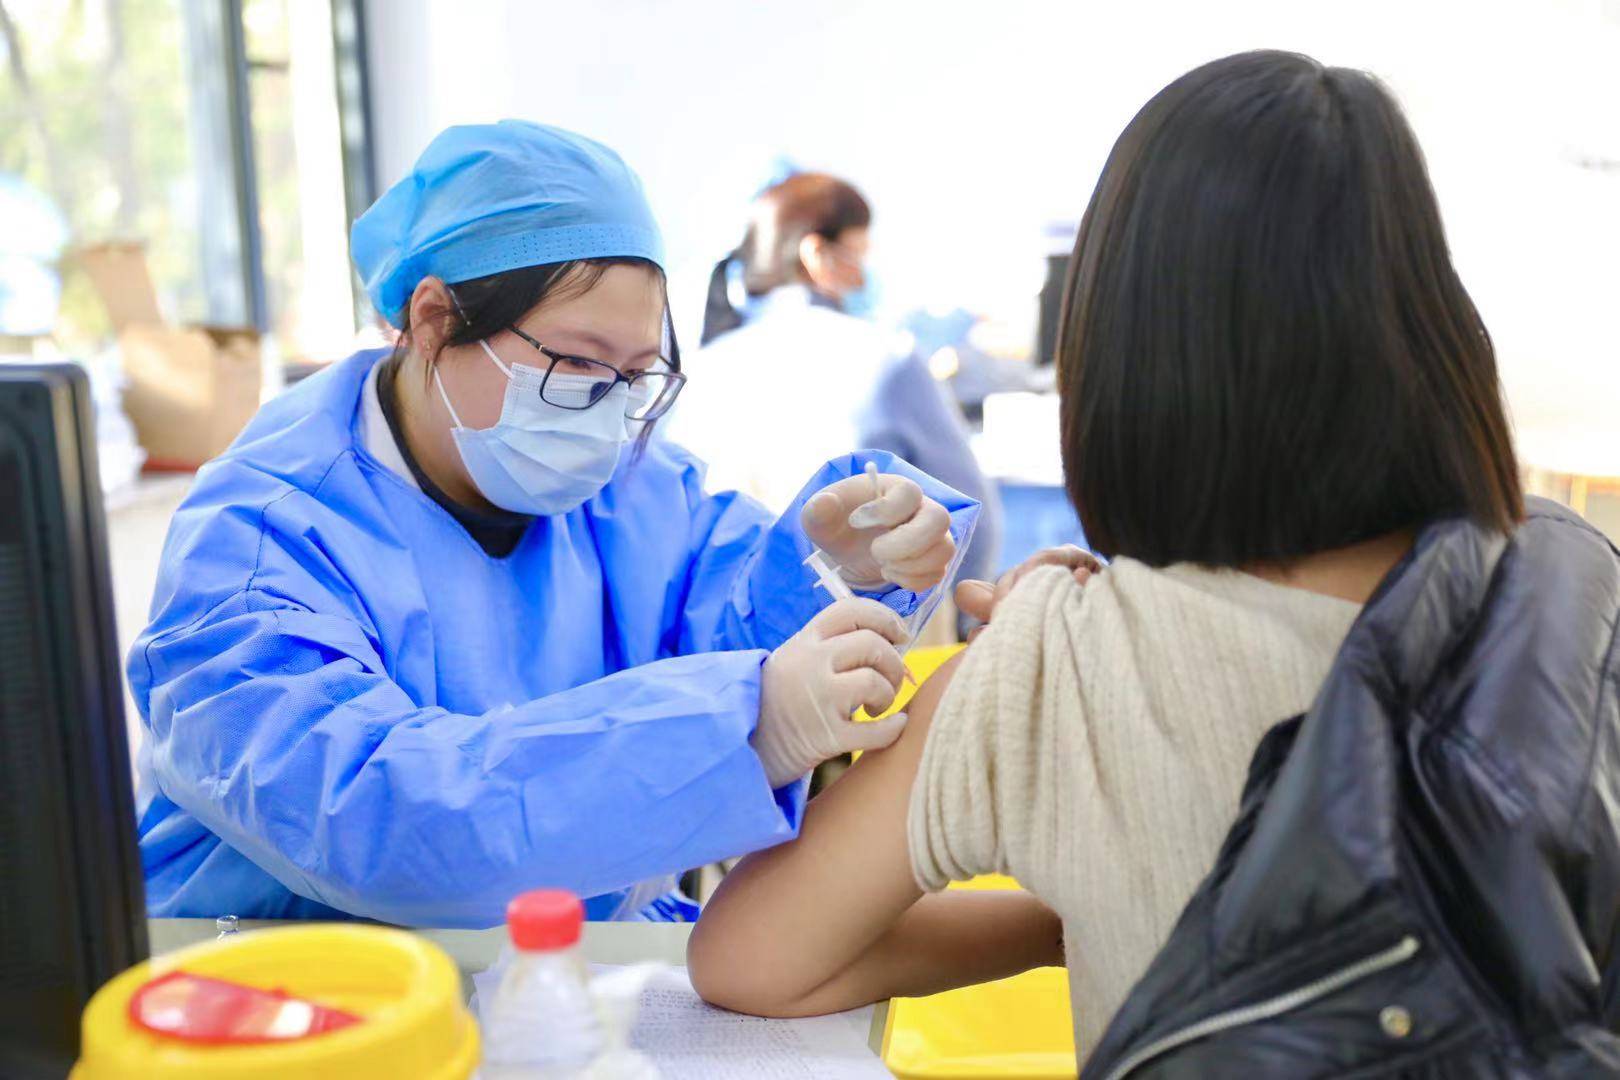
top-left (148, 918), bottom-right (889, 1056)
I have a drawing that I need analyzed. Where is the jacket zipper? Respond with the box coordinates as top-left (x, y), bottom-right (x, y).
top-left (1099, 935), bottom-right (1421, 1080)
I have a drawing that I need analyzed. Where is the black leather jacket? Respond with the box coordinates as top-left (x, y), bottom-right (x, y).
top-left (1082, 498), bottom-right (1620, 1079)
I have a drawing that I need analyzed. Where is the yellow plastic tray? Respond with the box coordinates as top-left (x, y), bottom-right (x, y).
top-left (882, 878), bottom-right (1076, 1079)
top-left (874, 646), bottom-right (1078, 1079)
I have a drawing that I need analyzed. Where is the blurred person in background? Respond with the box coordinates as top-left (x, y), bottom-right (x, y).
top-left (671, 172), bottom-right (1001, 585)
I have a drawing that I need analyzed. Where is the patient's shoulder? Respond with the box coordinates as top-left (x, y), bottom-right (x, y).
top-left (937, 564), bottom-right (1094, 721)
top-left (988, 559), bottom-right (1119, 656)
top-left (973, 557), bottom-right (1362, 738)
top-left (994, 555), bottom-right (1175, 626)
top-left (953, 556), bottom-right (1200, 716)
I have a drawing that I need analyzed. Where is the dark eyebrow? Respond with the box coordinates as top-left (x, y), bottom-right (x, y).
top-left (551, 328), bottom-right (663, 363)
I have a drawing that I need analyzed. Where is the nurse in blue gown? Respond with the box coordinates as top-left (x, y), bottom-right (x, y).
top-left (129, 121), bottom-right (978, 928)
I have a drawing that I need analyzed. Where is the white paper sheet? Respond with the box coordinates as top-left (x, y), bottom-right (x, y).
top-left (613, 966), bottom-right (887, 1079)
top-left (472, 953), bottom-right (888, 1079)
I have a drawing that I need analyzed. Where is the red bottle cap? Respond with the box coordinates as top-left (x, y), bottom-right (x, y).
top-left (507, 889), bottom-right (584, 951)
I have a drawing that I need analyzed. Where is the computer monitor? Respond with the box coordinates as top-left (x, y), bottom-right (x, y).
top-left (0, 364), bottom-right (147, 1077)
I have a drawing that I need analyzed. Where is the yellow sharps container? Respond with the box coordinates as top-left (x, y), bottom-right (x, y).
top-left (73, 924), bottom-right (478, 1079)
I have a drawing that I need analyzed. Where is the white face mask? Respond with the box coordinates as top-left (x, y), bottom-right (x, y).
top-left (434, 339), bottom-right (633, 516)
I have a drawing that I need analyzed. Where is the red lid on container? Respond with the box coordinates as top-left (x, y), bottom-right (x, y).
top-left (128, 970), bottom-right (362, 1044)
top-left (507, 889), bottom-right (584, 951)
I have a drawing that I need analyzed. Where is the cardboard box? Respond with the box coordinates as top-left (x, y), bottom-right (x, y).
top-left (117, 324), bottom-right (263, 468)
top-left (75, 240), bottom-right (164, 329)
top-left (76, 243), bottom-right (262, 470)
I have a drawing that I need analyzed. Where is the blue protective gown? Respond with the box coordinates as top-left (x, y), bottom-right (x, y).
top-left (130, 349), bottom-right (977, 928)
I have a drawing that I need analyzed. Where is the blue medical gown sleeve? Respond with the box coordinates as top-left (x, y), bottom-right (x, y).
top-left (140, 590), bottom-right (802, 928)
top-left (672, 447), bottom-right (981, 653)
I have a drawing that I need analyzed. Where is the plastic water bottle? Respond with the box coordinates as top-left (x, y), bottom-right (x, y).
top-left (481, 889), bottom-right (604, 1079)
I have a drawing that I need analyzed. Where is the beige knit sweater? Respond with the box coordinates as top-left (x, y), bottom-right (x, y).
top-left (907, 560), bottom-right (1361, 1061)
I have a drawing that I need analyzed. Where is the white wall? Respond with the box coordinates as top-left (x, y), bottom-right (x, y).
top-left (366, 0), bottom-right (1620, 473)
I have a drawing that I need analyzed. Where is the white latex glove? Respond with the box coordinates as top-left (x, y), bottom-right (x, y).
top-left (753, 598), bottom-right (911, 789)
top-left (801, 467), bottom-right (956, 591)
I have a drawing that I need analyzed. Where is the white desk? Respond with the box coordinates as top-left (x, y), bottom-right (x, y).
top-left (147, 919), bottom-right (890, 1057)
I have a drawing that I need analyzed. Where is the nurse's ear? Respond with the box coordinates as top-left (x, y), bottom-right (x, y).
top-left (799, 234), bottom-right (839, 296)
top-left (406, 277), bottom-right (462, 365)
top-left (799, 233), bottom-right (863, 300)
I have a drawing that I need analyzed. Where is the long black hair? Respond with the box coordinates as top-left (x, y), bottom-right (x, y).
top-left (1060, 50), bottom-right (1521, 566)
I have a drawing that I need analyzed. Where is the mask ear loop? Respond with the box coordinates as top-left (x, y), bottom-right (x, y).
top-left (433, 285), bottom-right (514, 429)
top-left (432, 365), bottom-right (466, 430)
top-left (447, 285), bottom-right (513, 372)
top-left (476, 339), bottom-right (514, 378)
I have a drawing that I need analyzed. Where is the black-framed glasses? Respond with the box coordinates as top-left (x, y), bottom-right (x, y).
top-left (509, 326), bottom-right (687, 421)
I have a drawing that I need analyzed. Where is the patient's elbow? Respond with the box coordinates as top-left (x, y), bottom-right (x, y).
top-left (687, 918), bottom-right (817, 1018)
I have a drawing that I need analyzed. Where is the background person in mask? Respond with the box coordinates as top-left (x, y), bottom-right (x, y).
top-left (670, 173), bottom-right (1000, 584)
top-left (129, 122), bottom-right (978, 928)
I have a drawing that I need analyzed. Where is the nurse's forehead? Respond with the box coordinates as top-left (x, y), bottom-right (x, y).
top-left (526, 310), bottom-right (663, 348)
top-left (521, 266), bottom-right (664, 347)
top-left (560, 263), bottom-right (664, 312)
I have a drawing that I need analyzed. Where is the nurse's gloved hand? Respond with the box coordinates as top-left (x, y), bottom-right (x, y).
top-left (801, 471), bottom-right (955, 592)
top-left (753, 598), bottom-right (911, 789)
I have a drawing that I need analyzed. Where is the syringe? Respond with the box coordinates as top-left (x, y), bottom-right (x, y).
top-left (804, 464), bottom-right (918, 686)
top-left (804, 547), bottom-right (858, 603)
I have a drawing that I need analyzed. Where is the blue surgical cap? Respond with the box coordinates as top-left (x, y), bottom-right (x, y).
top-left (351, 120), bottom-right (664, 328)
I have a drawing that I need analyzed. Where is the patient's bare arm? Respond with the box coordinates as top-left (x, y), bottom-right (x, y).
top-left (688, 653), bottom-right (1063, 1017)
